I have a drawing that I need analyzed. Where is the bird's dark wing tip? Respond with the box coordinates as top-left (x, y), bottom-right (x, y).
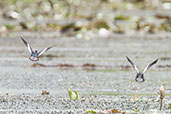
top-left (153, 58), bottom-right (159, 64)
top-left (20, 36), bottom-right (24, 40)
top-left (156, 58), bottom-right (159, 62)
top-left (125, 55), bottom-right (129, 60)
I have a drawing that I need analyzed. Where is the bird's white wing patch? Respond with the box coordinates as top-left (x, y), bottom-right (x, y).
top-left (38, 45), bottom-right (55, 57)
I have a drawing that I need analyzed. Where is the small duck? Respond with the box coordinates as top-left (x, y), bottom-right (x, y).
top-left (21, 37), bottom-right (55, 62)
top-left (126, 56), bottom-right (159, 82)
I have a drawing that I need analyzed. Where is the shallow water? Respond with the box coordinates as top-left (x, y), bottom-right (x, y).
top-left (0, 32), bottom-right (171, 113)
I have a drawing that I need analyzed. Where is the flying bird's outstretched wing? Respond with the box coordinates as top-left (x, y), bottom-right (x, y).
top-left (126, 56), bottom-right (139, 73)
top-left (143, 58), bottom-right (159, 73)
top-left (38, 45), bottom-right (56, 57)
top-left (20, 37), bottom-right (33, 54)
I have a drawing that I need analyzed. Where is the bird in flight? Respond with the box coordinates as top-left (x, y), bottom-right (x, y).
top-left (21, 37), bottom-right (55, 62)
top-left (126, 56), bottom-right (159, 82)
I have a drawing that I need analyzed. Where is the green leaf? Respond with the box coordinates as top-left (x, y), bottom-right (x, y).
top-left (67, 88), bottom-right (79, 100)
top-left (5, 24), bottom-right (15, 30)
top-left (134, 109), bottom-right (139, 112)
top-left (73, 90), bottom-right (79, 99)
top-left (86, 110), bottom-right (97, 113)
top-left (169, 104), bottom-right (171, 111)
top-left (115, 15), bottom-right (130, 21)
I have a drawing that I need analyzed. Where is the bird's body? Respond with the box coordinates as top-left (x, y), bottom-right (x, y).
top-left (29, 51), bottom-right (39, 61)
top-left (126, 56), bottom-right (159, 82)
top-left (136, 73), bottom-right (144, 82)
top-left (20, 37), bottom-right (55, 62)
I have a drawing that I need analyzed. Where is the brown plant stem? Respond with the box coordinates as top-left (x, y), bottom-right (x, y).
top-left (160, 98), bottom-right (163, 111)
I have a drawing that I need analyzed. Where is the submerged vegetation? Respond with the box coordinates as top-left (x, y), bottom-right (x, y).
top-left (0, 0), bottom-right (171, 37)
